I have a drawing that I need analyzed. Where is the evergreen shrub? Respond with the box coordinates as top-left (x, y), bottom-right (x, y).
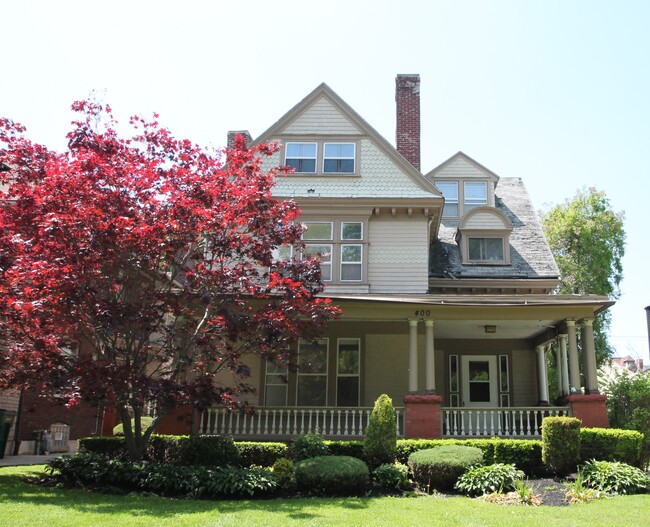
top-left (580, 427), bottom-right (644, 467)
top-left (408, 445), bottom-right (483, 492)
top-left (295, 455), bottom-right (369, 496)
top-left (291, 432), bottom-right (330, 461)
top-left (541, 416), bottom-right (581, 475)
top-left (363, 394), bottom-right (397, 467)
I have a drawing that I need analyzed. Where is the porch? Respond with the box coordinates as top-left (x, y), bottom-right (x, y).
top-left (198, 405), bottom-right (570, 439)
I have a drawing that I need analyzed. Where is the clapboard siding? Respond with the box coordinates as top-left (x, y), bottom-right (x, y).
top-left (435, 157), bottom-right (487, 178)
top-left (368, 216), bottom-right (429, 293)
top-left (511, 349), bottom-right (538, 406)
top-left (284, 97), bottom-right (361, 135)
top-left (464, 211), bottom-right (508, 229)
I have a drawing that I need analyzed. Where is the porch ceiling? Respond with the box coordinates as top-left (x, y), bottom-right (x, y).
top-left (432, 318), bottom-right (557, 340)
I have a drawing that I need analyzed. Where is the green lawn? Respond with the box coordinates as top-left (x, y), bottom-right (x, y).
top-left (1, 466), bottom-right (648, 527)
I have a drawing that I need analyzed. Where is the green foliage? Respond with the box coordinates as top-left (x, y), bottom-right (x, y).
top-left (600, 369), bottom-right (650, 466)
top-left (113, 417), bottom-right (155, 436)
top-left (78, 437), bottom-right (127, 458)
top-left (541, 416), bottom-right (581, 475)
top-left (295, 455), bottom-right (369, 496)
top-left (580, 427), bottom-right (644, 466)
top-left (324, 440), bottom-right (364, 459)
top-left (371, 462), bottom-right (410, 492)
top-left (363, 394), bottom-right (397, 468)
top-left (580, 459), bottom-right (650, 495)
top-left (396, 438), bottom-right (541, 474)
top-left (271, 458), bottom-right (296, 492)
top-left (146, 435), bottom-right (184, 464)
top-left (542, 188), bottom-right (625, 363)
top-left (291, 432), bottom-right (330, 461)
top-left (455, 463), bottom-right (525, 497)
top-left (236, 442), bottom-right (288, 467)
top-left (47, 453), bottom-right (277, 498)
top-left (408, 445), bottom-right (483, 492)
top-left (177, 435), bottom-right (239, 467)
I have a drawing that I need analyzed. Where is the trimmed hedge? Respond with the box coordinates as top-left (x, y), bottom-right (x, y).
top-left (542, 416), bottom-right (581, 475)
top-left (295, 455), bottom-right (369, 496)
top-left (408, 445), bottom-right (483, 491)
top-left (78, 436), bottom-right (127, 458)
top-left (236, 442), bottom-right (288, 467)
top-left (580, 427), bottom-right (644, 467)
top-left (325, 440), bottom-right (364, 460)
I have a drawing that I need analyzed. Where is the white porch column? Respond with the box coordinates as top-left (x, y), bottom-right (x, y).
top-left (408, 319), bottom-right (419, 394)
top-left (566, 320), bottom-right (581, 392)
top-left (425, 320), bottom-right (436, 394)
top-left (536, 344), bottom-right (550, 404)
top-left (559, 334), bottom-right (570, 396)
top-left (581, 318), bottom-right (599, 394)
top-left (555, 344), bottom-right (564, 396)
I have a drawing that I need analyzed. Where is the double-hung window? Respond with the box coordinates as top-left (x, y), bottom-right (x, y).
top-left (302, 222), bottom-right (333, 281)
top-left (285, 142), bottom-right (317, 173)
top-left (340, 222), bottom-right (363, 281)
top-left (464, 181), bottom-right (487, 211)
top-left (336, 339), bottom-right (360, 406)
top-left (437, 181), bottom-right (459, 217)
top-left (297, 339), bottom-right (328, 406)
top-left (323, 143), bottom-right (355, 173)
top-left (264, 362), bottom-right (288, 406)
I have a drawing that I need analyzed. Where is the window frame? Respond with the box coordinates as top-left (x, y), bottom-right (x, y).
top-left (285, 142), bottom-right (317, 174)
top-left (296, 338), bottom-right (329, 407)
top-left (467, 236), bottom-right (506, 263)
top-left (264, 361), bottom-right (289, 406)
top-left (437, 181), bottom-right (459, 218)
top-left (323, 142), bottom-right (356, 174)
top-left (336, 338), bottom-right (361, 407)
top-left (463, 181), bottom-right (488, 211)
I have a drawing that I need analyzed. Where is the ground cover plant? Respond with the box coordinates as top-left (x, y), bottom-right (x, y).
top-left (2, 465), bottom-right (650, 527)
top-left (455, 463), bottom-right (525, 497)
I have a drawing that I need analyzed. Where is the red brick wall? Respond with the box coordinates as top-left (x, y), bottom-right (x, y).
top-left (19, 392), bottom-right (102, 440)
top-left (404, 394), bottom-right (443, 439)
top-left (395, 74), bottom-right (421, 171)
top-left (566, 394), bottom-right (609, 428)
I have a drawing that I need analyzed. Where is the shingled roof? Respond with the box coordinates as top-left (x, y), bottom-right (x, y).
top-left (430, 177), bottom-right (559, 280)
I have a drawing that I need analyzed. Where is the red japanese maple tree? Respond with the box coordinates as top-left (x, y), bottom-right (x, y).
top-left (0, 101), bottom-right (339, 459)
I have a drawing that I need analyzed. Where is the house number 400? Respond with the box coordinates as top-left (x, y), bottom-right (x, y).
top-left (414, 309), bottom-right (431, 317)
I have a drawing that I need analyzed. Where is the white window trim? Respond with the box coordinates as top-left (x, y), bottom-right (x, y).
top-left (463, 181), bottom-right (488, 211)
top-left (285, 142), bottom-right (317, 174)
top-left (466, 236), bottom-right (506, 263)
top-left (437, 181), bottom-right (459, 218)
top-left (323, 142), bottom-right (356, 174)
top-left (264, 362), bottom-right (288, 406)
top-left (340, 244), bottom-right (363, 282)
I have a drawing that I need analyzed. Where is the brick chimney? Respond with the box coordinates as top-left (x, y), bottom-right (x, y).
top-left (395, 74), bottom-right (421, 171)
top-left (227, 130), bottom-right (252, 149)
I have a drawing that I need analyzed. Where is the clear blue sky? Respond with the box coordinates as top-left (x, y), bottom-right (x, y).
top-left (3, 0), bottom-right (649, 362)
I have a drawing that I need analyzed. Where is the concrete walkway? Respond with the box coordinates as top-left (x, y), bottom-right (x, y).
top-left (0, 453), bottom-right (66, 467)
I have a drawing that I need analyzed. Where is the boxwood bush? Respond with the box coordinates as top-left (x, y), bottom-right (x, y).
top-left (78, 437), bottom-right (127, 458)
top-left (325, 440), bottom-right (364, 459)
top-left (177, 434), bottom-right (240, 467)
top-left (295, 455), bottom-right (369, 496)
top-left (291, 432), bottom-right (330, 461)
top-left (236, 442), bottom-right (288, 467)
top-left (542, 416), bottom-right (581, 475)
top-left (580, 427), bottom-right (644, 467)
top-left (408, 445), bottom-right (483, 492)
top-left (372, 462), bottom-right (410, 492)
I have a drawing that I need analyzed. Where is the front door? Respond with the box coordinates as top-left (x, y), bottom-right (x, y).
top-left (460, 355), bottom-right (498, 434)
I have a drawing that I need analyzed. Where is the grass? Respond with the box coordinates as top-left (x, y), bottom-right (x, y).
top-left (1, 466), bottom-right (649, 527)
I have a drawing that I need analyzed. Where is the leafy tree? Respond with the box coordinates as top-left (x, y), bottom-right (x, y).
top-left (542, 188), bottom-right (625, 364)
top-left (0, 101), bottom-right (339, 460)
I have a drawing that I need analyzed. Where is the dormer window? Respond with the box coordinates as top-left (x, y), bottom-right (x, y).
top-left (285, 142), bottom-right (317, 173)
top-left (456, 207), bottom-right (513, 265)
top-left (323, 143), bottom-right (355, 173)
top-left (464, 181), bottom-right (487, 211)
top-left (437, 182), bottom-right (459, 217)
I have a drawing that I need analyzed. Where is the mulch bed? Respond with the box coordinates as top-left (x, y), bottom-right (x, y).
top-left (527, 477), bottom-right (571, 506)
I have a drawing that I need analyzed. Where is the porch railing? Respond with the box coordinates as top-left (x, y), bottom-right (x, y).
top-left (199, 406), bottom-right (405, 439)
top-left (442, 406), bottom-right (571, 438)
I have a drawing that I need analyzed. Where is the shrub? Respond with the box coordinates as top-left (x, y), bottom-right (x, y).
top-left (580, 459), bottom-right (650, 495)
top-left (113, 416), bottom-right (154, 436)
top-left (541, 416), bottom-right (581, 475)
top-left (146, 435), bottom-right (183, 464)
top-left (236, 442), bottom-right (288, 467)
top-left (272, 457), bottom-right (296, 492)
top-left (580, 427), bottom-right (644, 467)
top-left (295, 455), bottom-right (369, 496)
top-left (177, 434), bottom-right (239, 467)
top-left (492, 439), bottom-right (543, 475)
top-left (78, 437), bottom-right (127, 458)
top-left (372, 462), bottom-right (410, 492)
top-left (408, 445), bottom-right (483, 492)
top-left (363, 394), bottom-right (397, 468)
top-left (455, 463), bottom-right (525, 497)
top-left (291, 432), bottom-right (330, 461)
top-left (47, 453), bottom-right (277, 498)
top-left (325, 440), bottom-right (364, 459)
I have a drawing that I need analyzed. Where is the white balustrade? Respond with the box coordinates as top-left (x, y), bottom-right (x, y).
top-left (199, 406), bottom-right (404, 438)
top-left (442, 407), bottom-right (570, 437)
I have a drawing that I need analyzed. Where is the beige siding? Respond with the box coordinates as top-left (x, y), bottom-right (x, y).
top-left (435, 157), bottom-right (487, 179)
top-left (367, 215), bottom-right (429, 293)
top-left (365, 334), bottom-right (409, 406)
top-left (283, 97), bottom-right (361, 135)
top-left (464, 211), bottom-right (508, 229)
top-left (511, 349), bottom-right (538, 406)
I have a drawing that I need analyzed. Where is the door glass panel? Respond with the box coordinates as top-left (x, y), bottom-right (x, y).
top-left (469, 361), bottom-right (490, 381)
top-left (469, 382), bottom-right (491, 402)
top-left (468, 360), bottom-right (490, 403)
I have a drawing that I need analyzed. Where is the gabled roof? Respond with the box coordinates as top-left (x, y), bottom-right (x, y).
top-left (254, 83), bottom-right (442, 199)
top-left (425, 151), bottom-right (500, 183)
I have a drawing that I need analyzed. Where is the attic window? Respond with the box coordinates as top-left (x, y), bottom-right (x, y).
top-left (468, 237), bottom-right (504, 262)
top-left (437, 181), bottom-right (459, 217)
top-left (464, 181), bottom-right (487, 211)
top-left (323, 143), bottom-right (355, 173)
top-left (286, 142), bottom-right (317, 173)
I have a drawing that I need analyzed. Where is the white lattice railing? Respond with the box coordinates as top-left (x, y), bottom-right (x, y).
top-left (199, 406), bottom-right (405, 438)
top-left (442, 406), bottom-right (571, 437)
